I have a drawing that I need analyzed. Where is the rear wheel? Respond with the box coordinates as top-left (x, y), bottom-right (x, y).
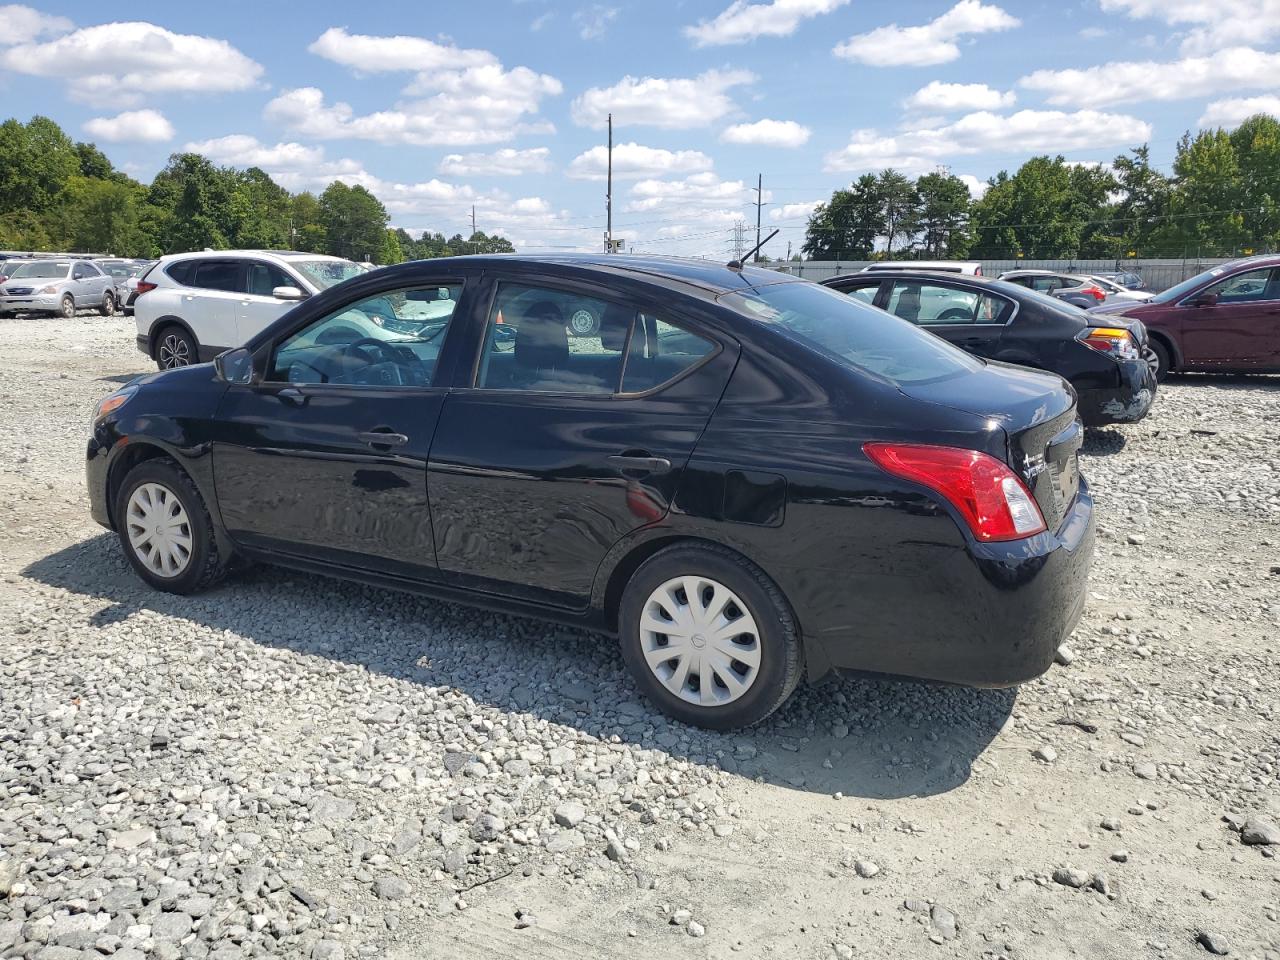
top-left (156, 325), bottom-right (196, 370)
top-left (115, 458), bottom-right (230, 594)
top-left (100, 291), bottom-right (115, 316)
top-left (618, 543), bottom-right (802, 729)
top-left (59, 295), bottom-right (75, 319)
top-left (1148, 338), bottom-right (1171, 382)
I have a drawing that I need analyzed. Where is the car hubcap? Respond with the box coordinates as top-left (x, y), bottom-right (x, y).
top-left (125, 482), bottom-right (193, 578)
top-left (1144, 348), bottom-right (1160, 377)
top-left (159, 335), bottom-right (190, 368)
top-left (640, 576), bottom-right (761, 707)
top-left (569, 309), bottom-right (595, 335)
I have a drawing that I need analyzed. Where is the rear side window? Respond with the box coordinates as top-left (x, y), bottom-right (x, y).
top-left (884, 281), bottom-right (1011, 325)
top-left (622, 315), bottom-right (715, 393)
top-left (191, 261), bottom-right (244, 293)
top-left (165, 260), bottom-right (195, 285)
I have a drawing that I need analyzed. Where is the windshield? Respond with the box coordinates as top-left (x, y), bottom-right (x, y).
top-left (1150, 264), bottom-right (1241, 303)
top-left (292, 259), bottom-right (364, 290)
top-left (722, 281), bottom-right (983, 385)
top-left (10, 261), bottom-right (70, 279)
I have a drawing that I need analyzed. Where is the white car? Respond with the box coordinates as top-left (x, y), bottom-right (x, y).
top-left (134, 250), bottom-right (364, 369)
top-left (1088, 275), bottom-right (1155, 303)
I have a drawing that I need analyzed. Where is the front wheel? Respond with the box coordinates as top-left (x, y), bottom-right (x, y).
top-left (115, 458), bottom-right (230, 594)
top-left (100, 291), bottom-right (115, 316)
top-left (60, 295), bottom-right (75, 319)
top-left (1148, 339), bottom-right (1171, 383)
top-left (618, 544), bottom-right (802, 729)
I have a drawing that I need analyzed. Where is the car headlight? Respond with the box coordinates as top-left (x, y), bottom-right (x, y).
top-left (95, 385), bottom-right (138, 420)
top-left (39, 285), bottom-right (58, 294)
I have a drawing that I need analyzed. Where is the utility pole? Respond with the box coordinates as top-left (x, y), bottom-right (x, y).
top-left (605, 112), bottom-right (613, 253)
top-left (470, 204), bottom-right (477, 255)
top-left (752, 173), bottom-right (767, 262)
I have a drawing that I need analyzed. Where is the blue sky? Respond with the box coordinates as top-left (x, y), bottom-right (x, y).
top-left (2, 0), bottom-right (1278, 258)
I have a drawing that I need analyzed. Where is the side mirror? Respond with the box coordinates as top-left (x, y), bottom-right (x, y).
top-left (214, 347), bottom-right (254, 385)
top-left (272, 285), bottom-right (307, 301)
top-left (1191, 292), bottom-right (1219, 307)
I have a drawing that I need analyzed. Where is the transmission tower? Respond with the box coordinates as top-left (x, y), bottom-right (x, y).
top-left (731, 220), bottom-right (747, 262)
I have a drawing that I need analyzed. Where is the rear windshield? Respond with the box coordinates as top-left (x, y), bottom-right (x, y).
top-left (10, 261), bottom-right (70, 279)
top-left (721, 280), bottom-right (983, 385)
top-left (987, 279), bottom-right (1088, 324)
top-left (292, 259), bottom-right (364, 290)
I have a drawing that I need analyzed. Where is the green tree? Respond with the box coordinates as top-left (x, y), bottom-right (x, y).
top-left (290, 192), bottom-right (326, 252)
top-left (55, 175), bottom-right (149, 255)
top-left (803, 174), bottom-right (885, 259)
top-left (1109, 145), bottom-right (1173, 255)
top-left (1169, 129), bottom-right (1247, 256)
top-left (229, 167), bottom-right (291, 249)
top-left (468, 230), bottom-right (514, 254)
top-left (319, 182), bottom-right (388, 261)
top-left (378, 228), bottom-right (404, 265)
top-left (971, 155), bottom-right (1116, 257)
top-left (914, 170), bottom-right (973, 257)
top-left (0, 209), bottom-right (52, 249)
top-left (148, 153), bottom-right (238, 252)
top-left (1229, 114), bottom-right (1280, 249)
top-left (0, 116), bottom-right (81, 216)
top-left (878, 169), bottom-right (919, 256)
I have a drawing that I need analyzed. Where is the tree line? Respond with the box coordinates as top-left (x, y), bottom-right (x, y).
top-left (0, 115), bottom-right (514, 263)
top-left (803, 114), bottom-right (1280, 261)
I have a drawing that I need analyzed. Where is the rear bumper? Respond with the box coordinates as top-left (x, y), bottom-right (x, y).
top-left (1076, 359), bottom-right (1156, 425)
top-left (812, 479), bottom-right (1094, 688)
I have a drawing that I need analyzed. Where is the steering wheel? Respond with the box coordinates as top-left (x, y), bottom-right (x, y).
top-left (341, 337), bottom-right (427, 385)
top-left (937, 308), bottom-right (973, 321)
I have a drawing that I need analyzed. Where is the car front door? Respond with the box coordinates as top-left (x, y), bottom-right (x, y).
top-left (187, 259), bottom-right (246, 352)
top-left (1179, 266), bottom-right (1280, 369)
top-left (881, 279), bottom-right (1012, 359)
top-left (238, 260), bottom-right (301, 342)
top-left (426, 275), bottom-right (737, 609)
top-left (212, 278), bottom-right (469, 578)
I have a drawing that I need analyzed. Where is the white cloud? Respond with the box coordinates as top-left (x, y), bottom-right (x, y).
top-left (685, 0), bottom-right (849, 46)
top-left (625, 172), bottom-right (749, 213)
top-left (573, 5), bottom-right (619, 39)
top-left (571, 68), bottom-right (754, 129)
top-left (1020, 47), bottom-right (1280, 107)
top-left (770, 200), bottom-right (822, 222)
top-left (265, 63), bottom-right (561, 147)
top-left (904, 81), bottom-right (1015, 112)
top-left (83, 109), bottom-right (174, 143)
top-left (1199, 95), bottom-right (1280, 128)
top-left (0, 4), bottom-right (71, 45)
top-left (721, 118), bottom-right (811, 147)
top-left (438, 148), bottom-right (552, 176)
top-left (183, 135), bottom-right (360, 189)
top-left (567, 142), bottom-right (713, 180)
top-left (824, 109), bottom-right (1152, 175)
top-left (957, 174), bottom-right (989, 199)
top-left (1099, 0), bottom-right (1280, 54)
top-left (307, 26), bottom-right (495, 72)
top-left (834, 0), bottom-right (1019, 67)
top-left (0, 21), bottom-right (263, 105)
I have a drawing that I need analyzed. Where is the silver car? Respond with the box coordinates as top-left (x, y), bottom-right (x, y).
top-left (0, 259), bottom-right (117, 318)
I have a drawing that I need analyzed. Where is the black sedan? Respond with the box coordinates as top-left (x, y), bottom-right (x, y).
top-left (87, 255), bottom-right (1094, 729)
top-left (823, 271), bottom-right (1157, 426)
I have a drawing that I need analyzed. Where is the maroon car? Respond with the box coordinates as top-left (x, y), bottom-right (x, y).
top-left (1091, 254), bottom-right (1280, 380)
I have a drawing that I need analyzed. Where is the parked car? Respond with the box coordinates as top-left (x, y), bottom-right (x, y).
top-left (0, 259), bottom-right (116, 318)
top-left (823, 270), bottom-right (1156, 426)
top-left (134, 250), bottom-right (365, 369)
top-left (998, 270), bottom-right (1107, 308)
top-left (0, 257), bottom-right (36, 283)
top-left (1088, 275), bottom-right (1154, 303)
top-left (1089, 254), bottom-right (1280, 379)
top-left (1097, 270), bottom-right (1146, 291)
top-left (88, 255), bottom-right (1093, 729)
top-left (862, 260), bottom-right (983, 276)
top-left (94, 258), bottom-right (154, 314)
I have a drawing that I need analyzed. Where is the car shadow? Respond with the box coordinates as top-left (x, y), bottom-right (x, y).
top-left (22, 533), bottom-right (1015, 801)
top-left (1164, 371), bottom-right (1279, 390)
top-left (1081, 427), bottom-right (1128, 456)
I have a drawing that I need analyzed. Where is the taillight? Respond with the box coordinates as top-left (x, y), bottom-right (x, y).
top-left (135, 280), bottom-right (157, 296)
top-left (1079, 326), bottom-right (1138, 360)
top-left (1082, 285), bottom-right (1106, 301)
top-left (863, 442), bottom-right (1047, 542)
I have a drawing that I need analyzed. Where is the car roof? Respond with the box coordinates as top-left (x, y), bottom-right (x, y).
top-left (158, 250), bottom-right (351, 263)
top-left (826, 269), bottom-right (1003, 288)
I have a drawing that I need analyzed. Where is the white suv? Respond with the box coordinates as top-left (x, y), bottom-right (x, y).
top-left (134, 250), bottom-right (364, 369)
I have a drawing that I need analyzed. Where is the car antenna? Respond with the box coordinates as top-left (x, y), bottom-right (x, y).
top-left (728, 229), bottom-right (779, 270)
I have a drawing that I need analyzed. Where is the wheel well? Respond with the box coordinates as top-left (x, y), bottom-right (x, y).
top-left (148, 317), bottom-right (198, 358)
top-left (1147, 329), bottom-right (1178, 369)
top-left (105, 443), bottom-right (178, 528)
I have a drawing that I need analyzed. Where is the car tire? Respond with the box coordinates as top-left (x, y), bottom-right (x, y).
top-left (100, 291), bottom-right (115, 316)
top-left (155, 325), bottom-right (196, 370)
top-left (618, 543), bottom-right (802, 729)
top-left (114, 458), bottom-right (231, 595)
top-left (567, 307), bottom-right (600, 338)
top-left (1148, 338), bottom-right (1171, 383)
top-left (60, 295), bottom-right (75, 319)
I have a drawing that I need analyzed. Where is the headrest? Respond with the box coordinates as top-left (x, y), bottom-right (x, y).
top-left (515, 300), bottom-right (568, 370)
top-left (599, 304), bottom-right (634, 351)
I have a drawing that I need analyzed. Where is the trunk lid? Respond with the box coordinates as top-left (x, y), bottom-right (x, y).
top-left (898, 360), bottom-right (1082, 532)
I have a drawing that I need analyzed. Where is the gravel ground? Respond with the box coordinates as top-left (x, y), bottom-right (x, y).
top-left (1, 315), bottom-right (1278, 960)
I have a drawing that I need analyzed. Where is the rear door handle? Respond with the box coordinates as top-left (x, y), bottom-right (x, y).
top-left (359, 429), bottom-right (409, 449)
top-left (607, 454), bottom-right (671, 474)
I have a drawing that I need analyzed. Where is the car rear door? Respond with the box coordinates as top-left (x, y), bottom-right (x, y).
top-left (238, 260), bottom-right (300, 342)
top-left (426, 273), bottom-right (738, 609)
top-left (187, 259), bottom-right (246, 351)
top-left (881, 279), bottom-right (1013, 359)
top-left (1179, 266), bottom-right (1280, 369)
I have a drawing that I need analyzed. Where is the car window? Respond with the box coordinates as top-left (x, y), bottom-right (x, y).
top-left (475, 283), bottom-right (627, 395)
top-left (1029, 276), bottom-right (1058, 292)
top-left (621, 314), bottom-right (715, 393)
top-left (269, 284), bottom-right (462, 387)
top-left (191, 260), bottom-right (243, 293)
top-left (247, 262), bottom-right (295, 298)
top-left (1203, 267), bottom-right (1276, 303)
top-left (165, 260), bottom-right (194, 285)
top-left (291, 260), bottom-right (364, 290)
top-left (885, 282), bottom-right (1009, 325)
top-left (722, 281), bottom-right (983, 386)
top-left (832, 281), bottom-right (881, 305)
top-left (73, 263), bottom-right (93, 280)
top-left (11, 261), bottom-right (70, 279)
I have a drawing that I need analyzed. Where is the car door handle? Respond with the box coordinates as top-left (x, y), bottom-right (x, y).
top-left (276, 387), bottom-right (306, 405)
top-left (607, 454), bottom-right (671, 475)
top-left (359, 429), bottom-right (409, 449)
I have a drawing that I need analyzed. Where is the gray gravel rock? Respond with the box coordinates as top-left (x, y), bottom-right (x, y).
top-left (1240, 817), bottom-right (1280, 845)
top-left (1053, 867), bottom-right (1091, 888)
top-left (1197, 929), bottom-right (1230, 955)
top-left (374, 877), bottom-right (411, 901)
